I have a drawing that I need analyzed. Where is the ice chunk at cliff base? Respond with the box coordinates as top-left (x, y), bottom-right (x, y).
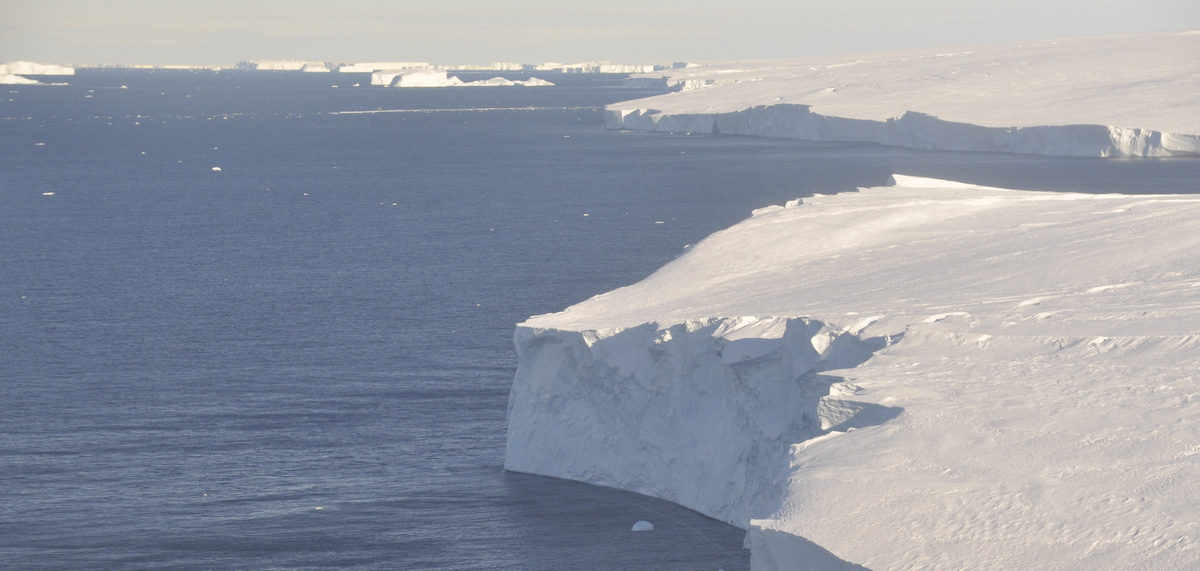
top-left (507, 176), bottom-right (1200, 569)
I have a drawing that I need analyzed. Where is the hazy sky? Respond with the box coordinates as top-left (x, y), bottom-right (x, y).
top-left (3, 0), bottom-right (1198, 65)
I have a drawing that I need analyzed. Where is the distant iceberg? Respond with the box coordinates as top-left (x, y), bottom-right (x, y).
top-left (1, 74), bottom-right (43, 85)
top-left (370, 69), bottom-right (554, 88)
top-left (241, 60), bottom-right (331, 72)
top-left (460, 76), bottom-right (554, 87)
top-left (0, 61), bottom-right (74, 85)
top-left (508, 175), bottom-right (1200, 570)
top-left (0, 61), bottom-right (74, 76)
top-left (371, 68), bottom-right (463, 87)
top-left (606, 31), bottom-right (1200, 157)
top-left (337, 62), bottom-right (430, 73)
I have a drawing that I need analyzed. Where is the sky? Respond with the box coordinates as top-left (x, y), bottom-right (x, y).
top-left (2, 0), bottom-right (1198, 66)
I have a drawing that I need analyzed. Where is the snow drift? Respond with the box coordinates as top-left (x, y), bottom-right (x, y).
top-left (506, 176), bottom-right (1200, 569)
top-left (606, 31), bottom-right (1200, 157)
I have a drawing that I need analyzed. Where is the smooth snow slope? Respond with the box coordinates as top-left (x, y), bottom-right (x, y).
top-left (607, 32), bottom-right (1200, 157)
top-left (507, 176), bottom-right (1200, 570)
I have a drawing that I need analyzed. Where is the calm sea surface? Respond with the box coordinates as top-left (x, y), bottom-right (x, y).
top-left (2, 70), bottom-right (1198, 570)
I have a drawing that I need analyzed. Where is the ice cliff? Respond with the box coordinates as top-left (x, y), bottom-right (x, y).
top-left (606, 31), bottom-right (1200, 157)
top-left (506, 176), bottom-right (1200, 570)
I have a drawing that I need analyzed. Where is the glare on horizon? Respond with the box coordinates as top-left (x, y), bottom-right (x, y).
top-left (2, 0), bottom-right (1198, 66)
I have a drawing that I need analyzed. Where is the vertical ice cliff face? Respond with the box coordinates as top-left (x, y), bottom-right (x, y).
top-left (607, 105), bottom-right (1200, 157)
top-left (505, 316), bottom-right (892, 527)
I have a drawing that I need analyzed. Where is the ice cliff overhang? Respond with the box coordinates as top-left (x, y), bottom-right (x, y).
top-left (606, 31), bottom-right (1200, 157)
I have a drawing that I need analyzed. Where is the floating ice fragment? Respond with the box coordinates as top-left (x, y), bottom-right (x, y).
top-left (34, 142), bottom-right (44, 146)
top-left (211, 167), bottom-right (221, 171)
top-left (631, 520), bottom-right (654, 531)
top-left (42, 192), bottom-right (54, 196)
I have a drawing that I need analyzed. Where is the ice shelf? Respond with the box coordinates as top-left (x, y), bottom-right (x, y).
top-left (606, 31), bottom-right (1200, 157)
top-left (506, 175), bottom-right (1200, 570)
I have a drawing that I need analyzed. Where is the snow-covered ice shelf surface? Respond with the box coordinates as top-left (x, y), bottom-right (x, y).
top-left (607, 31), bottom-right (1200, 157)
top-left (505, 175), bottom-right (1200, 570)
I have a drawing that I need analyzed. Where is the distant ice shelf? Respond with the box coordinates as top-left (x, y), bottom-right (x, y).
top-left (506, 175), bottom-right (1200, 570)
top-left (606, 31), bottom-right (1200, 157)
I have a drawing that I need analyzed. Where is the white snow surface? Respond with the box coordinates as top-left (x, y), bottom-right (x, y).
top-left (507, 175), bottom-right (1200, 570)
top-left (606, 31), bottom-right (1200, 157)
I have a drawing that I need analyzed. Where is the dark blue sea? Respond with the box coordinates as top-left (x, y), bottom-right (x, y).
top-left (2, 69), bottom-right (1198, 570)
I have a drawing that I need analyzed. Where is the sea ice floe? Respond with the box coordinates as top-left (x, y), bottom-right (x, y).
top-left (631, 521), bottom-right (654, 531)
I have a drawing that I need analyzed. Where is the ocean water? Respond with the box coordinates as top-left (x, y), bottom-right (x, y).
top-left (2, 70), bottom-right (1198, 570)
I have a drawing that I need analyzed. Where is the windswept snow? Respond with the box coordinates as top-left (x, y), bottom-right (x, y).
top-left (607, 31), bottom-right (1200, 157)
top-left (508, 176), bottom-right (1200, 570)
